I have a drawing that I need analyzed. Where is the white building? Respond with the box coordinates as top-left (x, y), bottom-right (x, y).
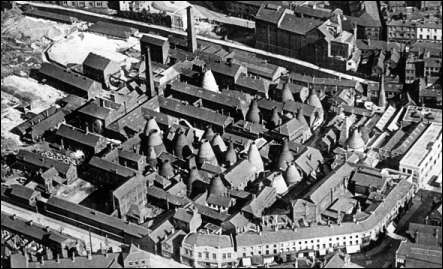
top-left (180, 233), bottom-right (237, 268)
top-left (180, 177), bottom-right (415, 265)
top-left (399, 122), bottom-right (442, 188)
top-left (119, 1), bottom-right (151, 12)
top-left (416, 21), bottom-right (442, 43)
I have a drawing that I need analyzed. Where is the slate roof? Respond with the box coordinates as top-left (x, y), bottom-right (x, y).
top-left (146, 186), bottom-right (191, 207)
top-left (207, 194), bottom-right (232, 208)
top-left (30, 110), bottom-right (66, 137)
top-left (149, 219), bottom-right (174, 244)
top-left (238, 179), bottom-right (414, 246)
top-left (184, 233), bottom-right (233, 248)
top-left (283, 101), bottom-right (316, 117)
top-left (235, 74), bottom-right (270, 95)
top-left (242, 186), bottom-right (276, 218)
top-left (293, 145), bottom-right (323, 176)
top-left (46, 197), bottom-right (150, 238)
top-left (222, 212), bottom-right (251, 230)
top-left (173, 208), bottom-right (194, 224)
top-left (408, 223), bottom-right (442, 246)
top-left (39, 63), bottom-right (98, 92)
top-left (15, 150), bottom-right (72, 177)
top-left (292, 5), bottom-right (332, 20)
top-left (57, 124), bottom-right (102, 148)
top-left (158, 96), bottom-right (233, 127)
top-left (1, 213), bottom-right (71, 244)
top-left (351, 167), bottom-right (386, 189)
top-left (83, 52), bottom-right (112, 71)
top-left (23, 8), bottom-right (73, 24)
top-left (78, 102), bottom-right (111, 120)
top-left (224, 159), bottom-right (256, 189)
top-left (88, 156), bottom-right (136, 179)
top-left (255, 4), bottom-right (287, 24)
top-left (140, 33), bottom-right (168, 47)
top-left (118, 150), bottom-right (143, 163)
top-left (304, 163), bottom-right (355, 204)
top-left (88, 21), bottom-right (134, 39)
top-left (288, 72), bottom-right (358, 88)
top-left (396, 241), bottom-right (442, 268)
top-left (9, 184), bottom-right (36, 201)
top-left (194, 203), bottom-right (230, 222)
top-left (11, 252), bottom-right (122, 268)
top-left (13, 106), bottom-right (58, 136)
top-left (279, 15), bottom-right (323, 35)
top-left (169, 81), bottom-right (243, 109)
top-left (207, 59), bottom-right (244, 78)
top-left (276, 118), bottom-right (308, 137)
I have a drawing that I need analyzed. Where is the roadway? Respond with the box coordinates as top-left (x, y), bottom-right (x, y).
top-left (16, 1), bottom-right (375, 85)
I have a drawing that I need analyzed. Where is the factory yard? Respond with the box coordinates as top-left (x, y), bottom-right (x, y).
top-left (47, 31), bottom-right (140, 67)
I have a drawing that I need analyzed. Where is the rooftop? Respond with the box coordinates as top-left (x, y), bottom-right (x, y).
top-left (56, 124), bottom-right (102, 148)
top-left (39, 63), bottom-right (99, 93)
top-left (46, 197), bottom-right (150, 238)
top-left (400, 123), bottom-right (442, 168)
top-left (237, 178), bottom-right (414, 246)
top-left (183, 233), bottom-right (233, 249)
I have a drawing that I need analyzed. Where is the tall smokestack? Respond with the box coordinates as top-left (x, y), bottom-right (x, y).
top-left (145, 46), bottom-right (156, 98)
top-left (187, 6), bottom-right (197, 53)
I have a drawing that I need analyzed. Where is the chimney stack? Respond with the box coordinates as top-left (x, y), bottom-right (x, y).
top-left (187, 6), bottom-right (197, 53)
top-left (145, 47), bottom-right (156, 98)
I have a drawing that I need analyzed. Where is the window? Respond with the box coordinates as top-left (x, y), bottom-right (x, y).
top-left (129, 262), bottom-right (133, 265)
top-left (198, 252), bottom-right (202, 258)
top-left (205, 252), bottom-right (209, 259)
top-left (213, 253), bottom-right (216, 259)
top-left (228, 253), bottom-right (231, 258)
top-left (222, 253), bottom-right (226, 259)
top-left (189, 250), bottom-right (193, 256)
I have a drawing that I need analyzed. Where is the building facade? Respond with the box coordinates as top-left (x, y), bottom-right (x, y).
top-left (180, 233), bottom-right (237, 268)
top-left (399, 122), bottom-right (442, 188)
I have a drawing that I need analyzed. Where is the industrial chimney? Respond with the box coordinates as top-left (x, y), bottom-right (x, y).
top-left (187, 6), bottom-right (197, 53)
top-left (145, 46), bottom-right (156, 98)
